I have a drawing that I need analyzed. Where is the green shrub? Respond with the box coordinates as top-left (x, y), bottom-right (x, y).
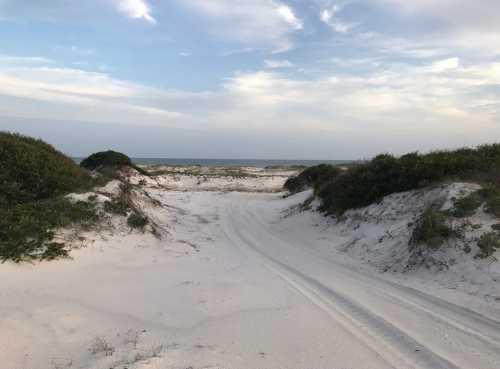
top-left (80, 150), bottom-right (151, 177)
top-left (410, 209), bottom-right (456, 249)
top-left (127, 213), bottom-right (148, 229)
top-left (284, 164), bottom-right (341, 194)
top-left (104, 199), bottom-right (129, 216)
top-left (80, 150), bottom-right (132, 170)
top-left (0, 131), bottom-right (102, 262)
top-left (476, 232), bottom-right (500, 258)
top-left (447, 187), bottom-right (500, 219)
top-left (0, 197), bottom-right (99, 262)
top-left (478, 188), bottom-right (500, 217)
top-left (451, 191), bottom-right (483, 218)
top-left (0, 132), bottom-right (93, 206)
top-left (316, 144), bottom-right (500, 215)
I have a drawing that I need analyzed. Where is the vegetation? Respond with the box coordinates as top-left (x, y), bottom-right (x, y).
top-left (0, 132), bottom-right (102, 262)
top-left (0, 197), bottom-right (99, 262)
top-left (478, 188), bottom-right (500, 217)
top-left (104, 198), bottom-right (129, 216)
top-left (80, 150), bottom-right (150, 176)
top-left (476, 232), bottom-right (500, 259)
top-left (451, 191), bottom-right (484, 218)
top-left (284, 144), bottom-right (500, 215)
top-left (127, 212), bottom-right (148, 229)
top-left (449, 187), bottom-right (500, 218)
top-left (103, 183), bottom-right (132, 216)
top-left (284, 164), bottom-right (341, 194)
top-left (80, 150), bottom-right (132, 170)
top-left (410, 208), bottom-right (457, 249)
top-left (0, 132), bottom-right (93, 207)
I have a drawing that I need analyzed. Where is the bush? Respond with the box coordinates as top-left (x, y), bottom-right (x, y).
top-left (127, 213), bottom-right (148, 229)
top-left (0, 132), bottom-right (93, 206)
top-left (284, 164), bottom-right (341, 194)
top-left (80, 150), bottom-right (132, 171)
top-left (476, 232), bottom-right (500, 258)
top-left (451, 191), bottom-right (483, 218)
top-left (0, 131), bottom-right (101, 262)
top-left (410, 209), bottom-right (456, 249)
top-left (478, 188), bottom-right (500, 217)
top-left (0, 197), bottom-right (99, 262)
top-left (317, 144), bottom-right (500, 215)
top-left (104, 199), bottom-right (129, 216)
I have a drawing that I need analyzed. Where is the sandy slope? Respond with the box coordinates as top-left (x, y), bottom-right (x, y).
top-left (1, 184), bottom-right (500, 369)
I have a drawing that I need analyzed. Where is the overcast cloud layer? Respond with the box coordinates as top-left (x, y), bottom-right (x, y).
top-left (0, 0), bottom-right (499, 158)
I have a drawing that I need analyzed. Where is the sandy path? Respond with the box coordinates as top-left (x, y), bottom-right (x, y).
top-left (223, 194), bottom-right (500, 369)
top-left (1, 190), bottom-right (500, 369)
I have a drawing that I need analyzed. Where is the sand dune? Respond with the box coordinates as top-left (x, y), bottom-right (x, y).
top-left (1, 170), bottom-right (500, 369)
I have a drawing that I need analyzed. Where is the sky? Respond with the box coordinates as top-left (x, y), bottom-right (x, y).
top-left (0, 0), bottom-right (499, 159)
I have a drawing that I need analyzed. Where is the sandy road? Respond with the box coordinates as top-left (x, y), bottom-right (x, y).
top-left (222, 194), bottom-right (500, 369)
top-left (2, 190), bottom-right (500, 369)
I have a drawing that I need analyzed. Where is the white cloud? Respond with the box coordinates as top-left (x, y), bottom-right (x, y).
top-left (276, 4), bottom-right (303, 30)
top-left (217, 59), bottom-right (500, 136)
top-left (368, 0), bottom-right (500, 55)
top-left (178, 0), bottom-right (303, 51)
top-left (264, 59), bottom-right (295, 68)
top-left (0, 63), bottom-right (184, 125)
top-left (430, 57), bottom-right (459, 73)
top-left (1, 54), bottom-right (499, 150)
top-left (320, 5), bottom-right (355, 33)
top-left (114, 0), bottom-right (156, 24)
top-left (0, 55), bottom-right (53, 66)
top-left (320, 6), bottom-right (340, 23)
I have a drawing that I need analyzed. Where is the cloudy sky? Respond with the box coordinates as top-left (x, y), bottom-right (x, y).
top-left (0, 0), bottom-right (499, 159)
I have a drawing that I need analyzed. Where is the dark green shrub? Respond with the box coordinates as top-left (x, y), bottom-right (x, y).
top-left (448, 187), bottom-right (500, 219)
top-left (0, 132), bottom-right (93, 206)
top-left (476, 232), bottom-right (500, 258)
top-left (80, 150), bottom-right (132, 170)
top-left (127, 213), bottom-right (148, 229)
top-left (103, 182), bottom-right (133, 216)
top-left (80, 150), bottom-right (151, 176)
top-left (410, 209), bottom-right (456, 249)
top-left (284, 164), bottom-right (341, 194)
top-left (104, 199), bottom-right (129, 216)
top-left (479, 188), bottom-right (500, 217)
top-left (0, 198), bottom-right (99, 262)
top-left (451, 191), bottom-right (483, 218)
top-left (317, 144), bottom-right (500, 215)
top-left (0, 132), bottom-right (102, 262)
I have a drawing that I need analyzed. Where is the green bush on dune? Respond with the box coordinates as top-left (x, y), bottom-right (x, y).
top-left (0, 132), bottom-right (93, 207)
top-left (127, 212), bottom-right (148, 230)
top-left (80, 150), bottom-right (150, 176)
top-left (410, 208), bottom-right (457, 249)
top-left (0, 134), bottom-right (155, 262)
top-left (0, 197), bottom-right (100, 262)
top-left (80, 150), bottom-right (132, 171)
top-left (284, 164), bottom-right (341, 194)
top-left (286, 144), bottom-right (500, 215)
top-left (0, 132), bottom-right (100, 262)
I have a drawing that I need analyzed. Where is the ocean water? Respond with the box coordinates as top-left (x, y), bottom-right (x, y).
top-left (129, 158), bottom-right (351, 167)
top-left (74, 157), bottom-right (352, 168)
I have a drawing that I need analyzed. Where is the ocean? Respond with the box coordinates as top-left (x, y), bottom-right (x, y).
top-left (74, 157), bottom-right (353, 167)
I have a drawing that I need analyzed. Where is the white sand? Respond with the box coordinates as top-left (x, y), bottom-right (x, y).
top-left (1, 174), bottom-right (500, 369)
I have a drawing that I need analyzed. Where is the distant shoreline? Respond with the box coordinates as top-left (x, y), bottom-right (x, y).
top-left (72, 157), bottom-right (355, 168)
